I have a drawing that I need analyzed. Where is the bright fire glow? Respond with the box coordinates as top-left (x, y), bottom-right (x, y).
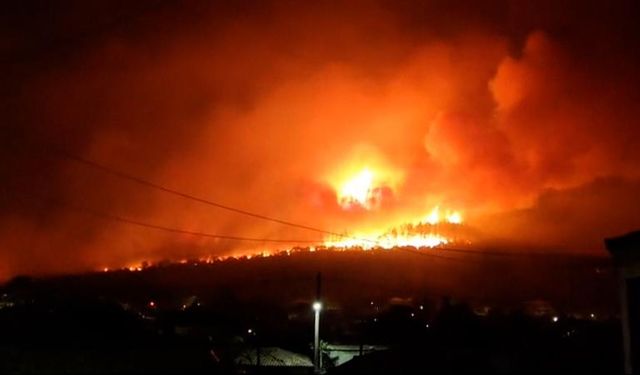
top-left (323, 206), bottom-right (463, 250)
top-left (324, 232), bottom-right (450, 250)
top-left (338, 168), bottom-right (375, 209)
top-left (327, 150), bottom-right (403, 211)
top-left (446, 211), bottom-right (462, 224)
top-left (326, 163), bottom-right (464, 250)
top-left (425, 207), bottom-right (440, 225)
top-left (423, 206), bottom-right (463, 225)
top-left (98, 206), bottom-right (466, 271)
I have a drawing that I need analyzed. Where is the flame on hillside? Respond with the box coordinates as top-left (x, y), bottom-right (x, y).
top-left (323, 205), bottom-right (464, 250)
top-left (325, 164), bottom-right (466, 249)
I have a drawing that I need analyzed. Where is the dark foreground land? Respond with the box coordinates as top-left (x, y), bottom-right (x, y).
top-left (0, 249), bottom-right (622, 373)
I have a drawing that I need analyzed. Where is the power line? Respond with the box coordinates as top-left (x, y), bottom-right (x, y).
top-left (16, 183), bottom-right (605, 270)
top-left (62, 199), bottom-right (478, 263)
top-left (49, 194), bottom-right (478, 263)
top-left (85, 205), bottom-right (473, 262)
top-left (58, 151), bottom-right (376, 244)
top-left (86, 208), bottom-right (320, 244)
top-left (13, 189), bottom-right (319, 244)
top-left (47, 150), bottom-right (611, 268)
top-left (15, 190), bottom-right (608, 272)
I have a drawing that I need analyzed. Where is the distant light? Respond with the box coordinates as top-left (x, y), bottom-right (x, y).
top-left (419, 305), bottom-right (424, 310)
top-left (552, 316), bottom-right (559, 323)
top-left (370, 301), bottom-right (374, 306)
top-left (247, 329), bottom-right (252, 334)
top-left (590, 313), bottom-right (596, 319)
top-left (411, 313), bottom-right (415, 317)
top-left (425, 324), bottom-right (430, 328)
top-left (446, 212), bottom-right (463, 224)
top-left (373, 318), bottom-right (377, 322)
top-left (313, 302), bottom-right (322, 311)
top-left (149, 301), bottom-right (156, 308)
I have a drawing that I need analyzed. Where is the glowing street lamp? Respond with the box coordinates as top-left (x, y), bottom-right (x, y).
top-left (313, 301), bottom-right (322, 373)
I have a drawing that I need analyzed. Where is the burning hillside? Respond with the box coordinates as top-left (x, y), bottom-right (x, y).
top-left (323, 206), bottom-right (467, 250)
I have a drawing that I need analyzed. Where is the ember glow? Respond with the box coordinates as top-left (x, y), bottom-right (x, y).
top-left (424, 206), bottom-right (463, 226)
top-left (324, 232), bottom-right (450, 250)
top-left (324, 205), bottom-right (463, 250)
top-left (338, 168), bottom-right (376, 209)
top-left (327, 152), bottom-right (403, 211)
top-left (325, 162), bottom-right (465, 250)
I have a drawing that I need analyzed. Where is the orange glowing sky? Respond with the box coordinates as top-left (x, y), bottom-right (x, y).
top-left (1, 0), bottom-right (640, 278)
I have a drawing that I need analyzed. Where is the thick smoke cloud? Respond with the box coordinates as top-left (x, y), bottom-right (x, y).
top-left (1, 0), bottom-right (639, 278)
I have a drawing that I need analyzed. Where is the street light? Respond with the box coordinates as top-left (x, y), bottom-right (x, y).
top-left (313, 301), bottom-right (322, 373)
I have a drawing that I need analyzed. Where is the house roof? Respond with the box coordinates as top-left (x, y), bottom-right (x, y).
top-left (234, 347), bottom-right (313, 367)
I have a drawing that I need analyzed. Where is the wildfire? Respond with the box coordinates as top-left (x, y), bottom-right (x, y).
top-left (327, 148), bottom-right (403, 211)
top-left (100, 167), bottom-right (467, 274)
top-left (323, 206), bottom-right (464, 250)
top-left (338, 168), bottom-right (375, 209)
top-left (326, 163), bottom-right (465, 250)
top-left (99, 205), bottom-right (466, 272)
top-left (424, 206), bottom-right (463, 225)
top-left (324, 232), bottom-right (450, 250)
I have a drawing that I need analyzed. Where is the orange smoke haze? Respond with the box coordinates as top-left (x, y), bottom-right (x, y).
top-left (1, 1), bottom-right (640, 278)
